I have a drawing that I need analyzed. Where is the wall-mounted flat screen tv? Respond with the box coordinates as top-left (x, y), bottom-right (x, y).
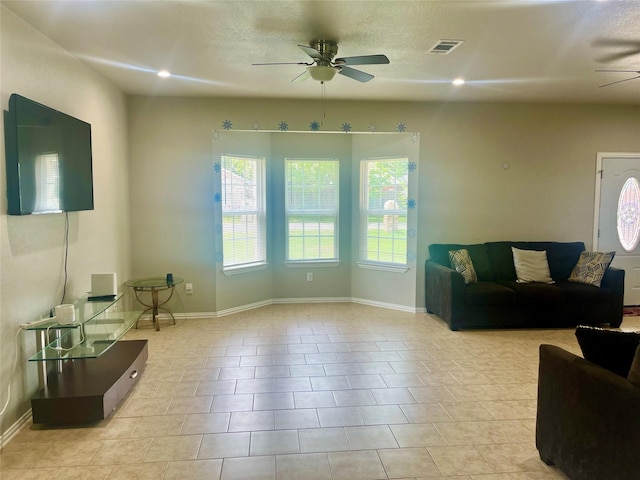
top-left (4, 94), bottom-right (94, 215)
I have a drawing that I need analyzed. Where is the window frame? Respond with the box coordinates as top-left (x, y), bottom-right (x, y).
top-left (359, 157), bottom-right (409, 268)
top-left (220, 154), bottom-right (267, 272)
top-left (284, 158), bottom-right (340, 264)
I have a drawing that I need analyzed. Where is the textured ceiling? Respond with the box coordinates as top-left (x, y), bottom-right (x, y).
top-left (3, 0), bottom-right (640, 104)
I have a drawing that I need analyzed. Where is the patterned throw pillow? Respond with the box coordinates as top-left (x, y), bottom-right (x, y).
top-left (568, 251), bottom-right (615, 287)
top-left (449, 249), bottom-right (477, 284)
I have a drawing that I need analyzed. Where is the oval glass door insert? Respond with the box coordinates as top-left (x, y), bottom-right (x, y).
top-left (617, 176), bottom-right (640, 252)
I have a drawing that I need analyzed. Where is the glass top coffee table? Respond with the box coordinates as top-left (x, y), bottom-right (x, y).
top-left (124, 276), bottom-right (183, 331)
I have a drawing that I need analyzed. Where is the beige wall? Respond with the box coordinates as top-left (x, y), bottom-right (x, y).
top-left (127, 97), bottom-right (640, 313)
top-left (0, 6), bottom-right (131, 431)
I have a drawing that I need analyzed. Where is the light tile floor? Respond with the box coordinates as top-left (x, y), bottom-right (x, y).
top-left (4, 304), bottom-right (639, 479)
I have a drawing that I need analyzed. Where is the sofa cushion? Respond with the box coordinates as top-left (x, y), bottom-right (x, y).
top-left (429, 243), bottom-right (493, 281)
top-left (498, 281), bottom-right (564, 305)
top-left (554, 281), bottom-right (613, 304)
top-left (511, 247), bottom-right (553, 283)
top-left (568, 251), bottom-right (615, 287)
top-left (449, 249), bottom-right (477, 284)
top-left (486, 242), bottom-right (529, 281)
top-left (486, 241), bottom-right (586, 281)
top-left (628, 345), bottom-right (640, 387)
top-left (464, 282), bottom-right (516, 306)
top-left (530, 242), bottom-right (585, 280)
top-left (575, 325), bottom-right (640, 377)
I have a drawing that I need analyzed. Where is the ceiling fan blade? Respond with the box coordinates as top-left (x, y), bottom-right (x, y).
top-left (291, 70), bottom-right (310, 83)
top-left (599, 75), bottom-right (640, 88)
top-left (298, 44), bottom-right (323, 60)
top-left (596, 50), bottom-right (640, 63)
top-left (596, 69), bottom-right (640, 73)
top-left (338, 66), bottom-right (374, 83)
top-left (334, 54), bottom-right (390, 66)
top-left (253, 62), bottom-right (313, 66)
top-left (593, 38), bottom-right (640, 49)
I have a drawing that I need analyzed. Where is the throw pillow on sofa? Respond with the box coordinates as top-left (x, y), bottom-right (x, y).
top-left (449, 249), bottom-right (477, 284)
top-left (575, 325), bottom-right (640, 377)
top-left (511, 247), bottom-right (553, 283)
top-left (568, 251), bottom-right (615, 287)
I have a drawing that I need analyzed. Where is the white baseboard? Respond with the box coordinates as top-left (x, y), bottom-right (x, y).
top-left (274, 297), bottom-right (351, 304)
top-left (214, 299), bottom-right (275, 318)
top-left (172, 297), bottom-right (419, 319)
top-left (2, 408), bottom-right (32, 448)
top-left (351, 297), bottom-right (419, 313)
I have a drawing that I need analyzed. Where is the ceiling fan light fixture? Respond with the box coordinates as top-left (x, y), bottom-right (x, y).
top-left (307, 65), bottom-right (337, 82)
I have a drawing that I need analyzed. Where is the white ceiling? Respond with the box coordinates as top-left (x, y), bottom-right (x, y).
top-left (4, 0), bottom-right (640, 104)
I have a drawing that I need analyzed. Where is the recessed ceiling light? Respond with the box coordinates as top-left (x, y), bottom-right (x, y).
top-left (157, 70), bottom-right (171, 78)
top-left (452, 78), bottom-right (465, 86)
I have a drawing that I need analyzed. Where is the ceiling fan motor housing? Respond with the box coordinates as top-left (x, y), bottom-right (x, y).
top-left (311, 40), bottom-right (339, 65)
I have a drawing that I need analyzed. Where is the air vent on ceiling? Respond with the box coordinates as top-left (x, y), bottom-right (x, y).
top-left (426, 40), bottom-right (464, 55)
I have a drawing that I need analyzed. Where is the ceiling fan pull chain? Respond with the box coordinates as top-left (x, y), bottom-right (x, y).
top-left (322, 82), bottom-right (326, 125)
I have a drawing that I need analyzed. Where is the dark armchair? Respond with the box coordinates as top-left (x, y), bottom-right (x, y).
top-left (536, 344), bottom-right (640, 480)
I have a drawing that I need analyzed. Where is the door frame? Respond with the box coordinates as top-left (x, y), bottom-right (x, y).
top-left (593, 152), bottom-right (640, 250)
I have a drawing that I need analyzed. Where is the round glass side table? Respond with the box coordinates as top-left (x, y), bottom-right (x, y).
top-left (124, 276), bottom-right (183, 331)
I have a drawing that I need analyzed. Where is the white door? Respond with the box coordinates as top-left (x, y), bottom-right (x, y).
top-left (595, 153), bottom-right (640, 306)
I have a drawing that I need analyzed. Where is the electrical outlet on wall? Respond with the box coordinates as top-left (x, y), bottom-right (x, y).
top-left (185, 283), bottom-right (193, 295)
top-left (306, 273), bottom-right (313, 282)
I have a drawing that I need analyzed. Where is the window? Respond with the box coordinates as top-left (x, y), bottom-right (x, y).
top-left (360, 158), bottom-right (408, 264)
top-left (221, 155), bottom-right (266, 269)
top-left (617, 176), bottom-right (640, 252)
top-left (285, 159), bottom-right (339, 262)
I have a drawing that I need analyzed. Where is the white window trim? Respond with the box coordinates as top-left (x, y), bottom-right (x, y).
top-left (223, 262), bottom-right (270, 276)
top-left (284, 260), bottom-right (341, 268)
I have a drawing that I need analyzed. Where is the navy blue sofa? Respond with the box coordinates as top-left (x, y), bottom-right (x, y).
top-left (425, 241), bottom-right (624, 330)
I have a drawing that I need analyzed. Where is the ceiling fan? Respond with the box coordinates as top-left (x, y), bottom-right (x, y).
top-left (253, 40), bottom-right (389, 83)
top-left (594, 38), bottom-right (640, 87)
top-left (596, 68), bottom-right (640, 88)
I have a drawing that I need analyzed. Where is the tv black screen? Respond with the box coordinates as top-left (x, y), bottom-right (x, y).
top-left (4, 94), bottom-right (94, 215)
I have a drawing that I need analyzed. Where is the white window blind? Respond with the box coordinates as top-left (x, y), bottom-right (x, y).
top-left (221, 155), bottom-right (266, 269)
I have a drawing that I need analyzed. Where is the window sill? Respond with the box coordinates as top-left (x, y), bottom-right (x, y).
top-left (223, 263), bottom-right (269, 276)
top-left (284, 261), bottom-right (341, 268)
top-left (357, 262), bottom-right (409, 273)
